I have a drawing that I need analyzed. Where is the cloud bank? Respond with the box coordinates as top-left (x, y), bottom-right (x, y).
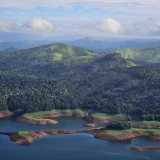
top-left (0, 19), bottom-right (54, 35)
top-left (1, 17), bottom-right (160, 38)
top-left (0, 0), bottom-right (160, 38)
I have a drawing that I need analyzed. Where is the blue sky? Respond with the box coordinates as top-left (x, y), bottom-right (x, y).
top-left (0, 0), bottom-right (160, 39)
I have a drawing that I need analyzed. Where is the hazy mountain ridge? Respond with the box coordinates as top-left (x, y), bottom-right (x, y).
top-left (0, 36), bottom-right (160, 52)
top-left (69, 37), bottom-right (160, 51)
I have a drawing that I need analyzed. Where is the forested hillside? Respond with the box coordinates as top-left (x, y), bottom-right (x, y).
top-left (0, 43), bottom-right (160, 115)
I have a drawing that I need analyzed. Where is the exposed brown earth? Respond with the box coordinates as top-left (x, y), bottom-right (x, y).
top-left (0, 129), bottom-right (98, 145)
top-left (16, 117), bottom-right (58, 125)
top-left (129, 146), bottom-right (160, 152)
top-left (94, 131), bottom-right (145, 141)
top-left (0, 110), bottom-right (13, 119)
top-left (0, 129), bottom-right (159, 145)
top-left (148, 135), bottom-right (160, 141)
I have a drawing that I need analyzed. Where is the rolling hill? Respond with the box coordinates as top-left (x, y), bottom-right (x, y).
top-left (0, 43), bottom-right (98, 71)
top-left (103, 47), bottom-right (160, 63)
top-left (81, 53), bottom-right (137, 73)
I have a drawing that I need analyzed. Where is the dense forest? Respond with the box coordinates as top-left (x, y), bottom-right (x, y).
top-left (0, 43), bottom-right (160, 115)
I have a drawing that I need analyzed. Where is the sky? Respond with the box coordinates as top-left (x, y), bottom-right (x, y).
top-left (0, 0), bottom-right (160, 40)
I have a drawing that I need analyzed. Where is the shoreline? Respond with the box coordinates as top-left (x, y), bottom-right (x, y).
top-left (0, 110), bottom-right (160, 148)
top-left (17, 109), bottom-right (86, 125)
top-left (0, 128), bottom-right (159, 145)
top-left (16, 110), bottom-right (128, 126)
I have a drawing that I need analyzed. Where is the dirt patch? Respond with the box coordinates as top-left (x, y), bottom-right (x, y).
top-left (0, 110), bottom-right (13, 119)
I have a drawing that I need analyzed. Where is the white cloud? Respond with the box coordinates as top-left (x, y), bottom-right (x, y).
top-left (97, 18), bottom-right (122, 34)
top-left (0, 22), bottom-right (12, 31)
top-left (23, 19), bottom-right (53, 33)
top-left (0, 19), bottom-right (54, 35)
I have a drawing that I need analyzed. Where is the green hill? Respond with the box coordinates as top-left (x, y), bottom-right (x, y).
top-left (95, 53), bottom-right (136, 67)
top-left (104, 47), bottom-right (160, 63)
top-left (81, 53), bottom-right (137, 73)
top-left (0, 43), bottom-right (98, 71)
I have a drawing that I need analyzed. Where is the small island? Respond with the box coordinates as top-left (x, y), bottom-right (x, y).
top-left (0, 127), bottom-right (160, 145)
top-left (16, 110), bottom-right (128, 125)
top-left (17, 109), bottom-right (86, 125)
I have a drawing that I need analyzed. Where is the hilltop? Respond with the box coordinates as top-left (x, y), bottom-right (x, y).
top-left (0, 43), bottom-right (98, 71)
top-left (81, 53), bottom-right (137, 73)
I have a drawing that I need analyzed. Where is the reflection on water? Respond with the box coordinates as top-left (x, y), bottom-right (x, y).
top-left (0, 116), bottom-right (88, 132)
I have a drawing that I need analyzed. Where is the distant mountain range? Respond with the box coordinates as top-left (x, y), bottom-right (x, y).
top-left (68, 37), bottom-right (160, 51)
top-left (0, 36), bottom-right (160, 52)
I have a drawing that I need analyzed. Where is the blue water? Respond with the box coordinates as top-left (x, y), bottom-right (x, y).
top-left (0, 116), bottom-right (159, 160)
top-left (0, 116), bottom-right (87, 132)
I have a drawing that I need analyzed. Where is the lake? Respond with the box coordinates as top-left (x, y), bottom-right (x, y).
top-left (0, 116), bottom-right (159, 160)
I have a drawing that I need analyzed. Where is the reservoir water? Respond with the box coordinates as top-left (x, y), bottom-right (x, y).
top-left (0, 116), bottom-right (159, 160)
top-left (0, 116), bottom-right (88, 131)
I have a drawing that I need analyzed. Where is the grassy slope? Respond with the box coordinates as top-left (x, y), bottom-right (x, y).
top-left (105, 47), bottom-right (160, 62)
top-left (23, 110), bottom-right (58, 121)
top-left (92, 113), bottom-right (126, 120)
top-left (104, 128), bottom-right (160, 135)
top-left (136, 121), bottom-right (160, 126)
top-left (22, 109), bottom-right (85, 121)
top-left (84, 53), bottom-right (137, 73)
top-left (1, 43), bottom-right (98, 63)
top-left (120, 59), bottom-right (137, 67)
top-left (18, 131), bottom-right (29, 137)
